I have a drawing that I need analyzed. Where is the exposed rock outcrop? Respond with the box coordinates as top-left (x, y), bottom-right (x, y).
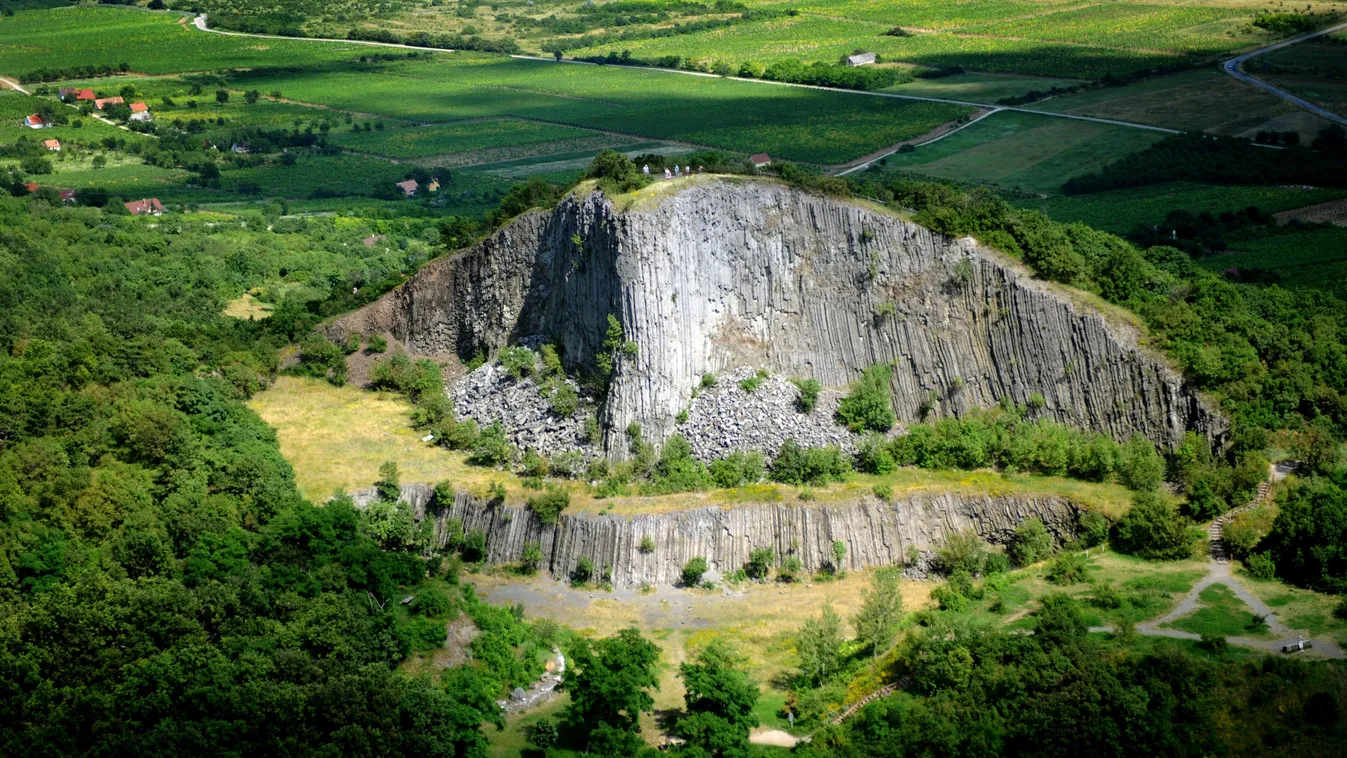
top-left (351, 483), bottom-right (1082, 588)
top-left (331, 178), bottom-right (1225, 453)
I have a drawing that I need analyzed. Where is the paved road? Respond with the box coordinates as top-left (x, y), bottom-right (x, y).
top-left (1222, 20), bottom-right (1347, 127)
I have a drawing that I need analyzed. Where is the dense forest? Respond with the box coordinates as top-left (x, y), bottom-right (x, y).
top-left (5, 145), bottom-right (1347, 755)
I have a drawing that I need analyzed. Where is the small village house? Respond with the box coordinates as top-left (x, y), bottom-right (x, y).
top-left (94, 96), bottom-right (124, 111)
top-left (59, 88), bottom-right (95, 101)
top-left (43, 139), bottom-right (60, 152)
top-left (124, 198), bottom-right (165, 216)
top-left (750, 153), bottom-right (772, 168)
top-left (24, 113), bottom-right (46, 129)
top-left (846, 52), bottom-right (876, 67)
top-left (59, 189), bottom-right (77, 204)
top-left (23, 182), bottom-right (38, 193)
top-left (395, 179), bottom-right (418, 198)
top-left (427, 178), bottom-right (440, 192)
top-left (129, 102), bottom-right (151, 122)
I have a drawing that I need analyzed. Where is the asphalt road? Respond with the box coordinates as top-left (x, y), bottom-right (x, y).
top-left (1222, 20), bottom-right (1347, 127)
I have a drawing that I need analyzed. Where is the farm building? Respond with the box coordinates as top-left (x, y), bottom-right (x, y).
top-left (129, 102), bottom-right (151, 121)
top-left (59, 87), bottom-right (95, 101)
top-left (427, 179), bottom-right (440, 192)
top-left (43, 139), bottom-right (60, 152)
top-left (124, 198), bottom-right (164, 216)
top-left (59, 189), bottom-right (77, 203)
top-left (750, 153), bottom-right (772, 168)
top-left (231, 143), bottom-right (250, 154)
top-left (23, 182), bottom-right (38, 193)
top-left (846, 52), bottom-right (876, 67)
top-left (93, 96), bottom-right (124, 110)
top-left (395, 179), bottom-right (419, 197)
top-left (24, 114), bottom-right (46, 129)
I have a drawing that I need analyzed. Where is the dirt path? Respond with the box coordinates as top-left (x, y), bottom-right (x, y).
top-left (750, 729), bottom-right (804, 747)
top-left (1093, 465), bottom-right (1344, 659)
top-left (834, 107), bottom-right (1002, 176)
top-left (0, 76), bottom-right (30, 95)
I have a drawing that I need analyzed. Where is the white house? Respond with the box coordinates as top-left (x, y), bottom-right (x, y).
top-left (846, 52), bottom-right (877, 67)
top-left (24, 113), bottom-right (47, 129)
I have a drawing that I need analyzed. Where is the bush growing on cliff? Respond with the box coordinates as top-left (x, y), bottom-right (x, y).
top-left (650, 435), bottom-right (713, 493)
top-left (682, 556), bottom-right (709, 586)
top-left (770, 440), bottom-right (852, 486)
top-left (499, 346), bottom-right (535, 380)
top-left (709, 451), bottom-right (765, 488)
top-left (585, 149), bottom-right (650, 193)
top-left (792, 377), bottom-right (822, 412)
top-left (1007, 518), bottom-right (1053, 567)
top-left (527, 486), bottom-right (570, 525)
top-left (469, 422), bottom-right (515, 467)
top-left (745, 547), bottom-right (775, 580)
top-left (836, 363), bottom-right (895, 432)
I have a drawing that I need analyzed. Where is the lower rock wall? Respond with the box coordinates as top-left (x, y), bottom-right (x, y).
top-left (354, 485), bottom-right (1080, 587)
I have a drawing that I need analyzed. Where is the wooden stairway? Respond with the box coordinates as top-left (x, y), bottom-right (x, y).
top-left (831, 677), bottom-right (910, 725)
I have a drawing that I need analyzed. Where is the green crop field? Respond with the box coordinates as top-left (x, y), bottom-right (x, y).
top-left (1197, 226), bottom-right (1347, 300)
top-left (957, 4), bottom-right (1256, 55)
top-left (1023, 183), bottom-right (1347, 235)
top-left (328, 118), bottom-right (597, 159)
top-left (0, 6), bottom-right (367, 79)
top-left (875, 109), bottom-right (1165, 195)
top-left (241, 55), bottom-right (971, 164)
top-left (882, 71), bottom-right (1085, 102)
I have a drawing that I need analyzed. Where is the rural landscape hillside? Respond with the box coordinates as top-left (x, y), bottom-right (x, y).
top-left (3, 1), bottom-right (1347, 757)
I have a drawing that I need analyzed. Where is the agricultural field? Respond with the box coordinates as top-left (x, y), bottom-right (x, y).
top-left (873, 109), bottom-right (1165, 195)
top-left (1196, 226), bottom-right (1347, 300)
top-left (1035, 68), bottom-right (1331, 138)
top-left (0, 5), bottom-right (367, 79)
top-left (882, 71), bottom-right (1085, 102)
top-left (1253, 34), bottom-right (1347, 118)
top-left (1022, 183), bottom-right (1347, 234)
top-left (241, 55), bottom-right (972, 164)
top-left (328, 118), bottom-right (599, 159)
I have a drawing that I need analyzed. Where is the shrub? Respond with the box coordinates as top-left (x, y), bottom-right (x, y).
top-left (932, 531), bottom-right (987, 575)
top-left (983, 552), bottom-right (1011, 575)
top-left (462, 530), bottom-right (487, 562)
top-left (651, 435), bottom-right (712, 493)
top-left (1007, 518), bottom-right (1053, 567)
top-left (572, 556), bottom-right (594, 585)
top-left (1045, 553), bottom-right (1090, 585)
top-left (499, 346), bottom-right (535, 380)
top-left (1199, 633), bottom-right (1229, 653)
top-left (1077, 510), bottom-right (1110, 548)
top-left (836, 363), bottom-right (895, 432)
top-left (682, 556), bottom-right (708, 586)
top-left (1114, 491), bottom-right (1195, 560)
top-left (527, 487), bottom-right (570, 525)
top-left (855, 433), bottom-right (895, 475)
top-left (413, 588), bottom-right (452, 617)
top-left (526, 720), bottom-right (559, 750)
top-left (1119, 434), bottom-right (1164, 491)
top-left (739, 369), bottom-right (769, 393)
top-left (779, 556), bottom-right (804, 582)
top-left (1246, 552), bottom-right (1276, 580)
top-left (520, 541), bottom-right (544, 574)
top-left (745, 547), bottom-right (774, 580)
top-left (367, 333), bottom-right (388, 353)
top-left (521, 449), bottom-right (549, 477)
top-left (792, 378), bottom-right (821, 412)
top-left (469, 422), bottom-right (514, 466)
top-left (551, 449), bottom-right (586, 478)
top-left (770, 440), bottom-right (851, 486)
top-left (1089, 582), bottom-right (1123, 609)
top-left (700, 373), bottom-right (717, 388)
top-left (708, 451), bottom-right (765, 488)
top-left (550, 383), bottom-right (580, 416)
top-left (874, 483), bottom-right (894, 502)
top-left (638, 535), bottom-right (656, 554)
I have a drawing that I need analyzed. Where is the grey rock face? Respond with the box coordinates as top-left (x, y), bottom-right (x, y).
top-left (331, 179), bottom-right (1225, 454)
top-left (351, 483), bottom-right (1081, 588)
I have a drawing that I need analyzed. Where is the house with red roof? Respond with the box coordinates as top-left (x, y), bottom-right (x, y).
top-left (129, 102), bottom-right (151, 122)
top-left (93, 96), bottom-right (124, 111)
top-left (750, 153), bottom-right (771, 168)
top-left (59, 189), bottom-right (77, 204)
top-left (23, 182), bottom-right (38, 193)
top-left (60, 88), bottom-right (95, 101)
top-left (43, 139), bottom-right (60, 152)
top-left (124, 198), bottom-right (165, 216)
top-left (24, 113), bottom-right (46, 129)
top-left (395, 179), bottom-right (418, 197)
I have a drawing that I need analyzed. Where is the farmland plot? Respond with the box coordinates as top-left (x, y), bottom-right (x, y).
top-left (0, 6), bottom-right (366, 79)
top-left (328, 118), bottom-right (598, 158)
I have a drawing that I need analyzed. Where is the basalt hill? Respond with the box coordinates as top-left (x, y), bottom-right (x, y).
top-left (331, 177), bottom-right (1224, 455)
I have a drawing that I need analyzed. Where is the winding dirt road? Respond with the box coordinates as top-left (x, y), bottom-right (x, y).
top-left (1222, 20), bottom-right (1347, 127)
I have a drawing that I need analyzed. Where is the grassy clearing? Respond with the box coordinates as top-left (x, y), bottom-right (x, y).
top-left (1022, 183), bottom-right (1347, 235)
top-left (877, 109), bottom-right (1165, 195)
top-left (248, 376), bottom-right (1138, 514)
top-left (223, 292), bottom-right (274, 320)
top-left (1240, 574), bottom-right (1347, 641)
top-left (1165, 583), bottom-right (1278, 639)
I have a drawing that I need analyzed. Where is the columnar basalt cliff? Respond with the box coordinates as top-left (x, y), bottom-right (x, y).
top-left (352, 484), bottom-right (1082, 587)
top-left (331, 179), bottom-right (1224, 453)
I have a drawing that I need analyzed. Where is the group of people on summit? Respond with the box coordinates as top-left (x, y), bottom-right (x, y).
top-left (643, 164), bottom-right (703, 179)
